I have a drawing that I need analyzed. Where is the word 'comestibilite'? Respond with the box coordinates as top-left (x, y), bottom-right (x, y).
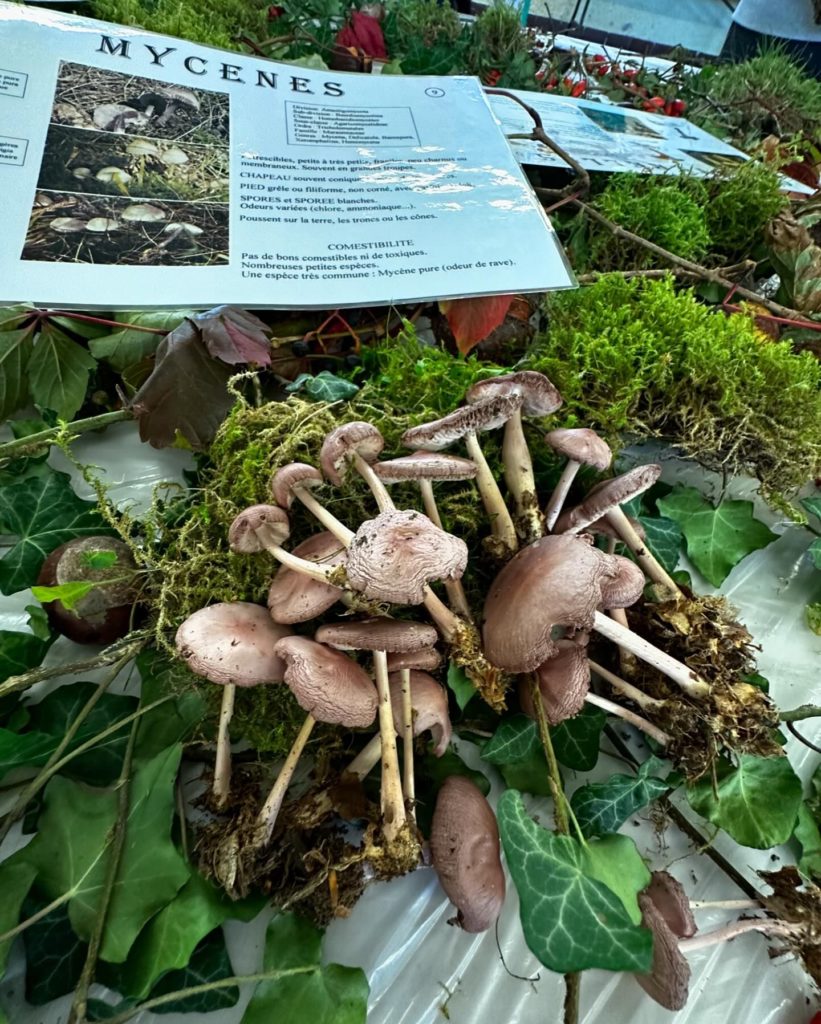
top-left (96, 36), bottom-right (345, 96)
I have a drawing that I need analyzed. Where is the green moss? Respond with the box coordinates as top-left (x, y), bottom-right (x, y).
top-left (90, 0), bottom-right (268, 50)
top-left (462, 0), bottom-right (535, 86)
top-left (703, 161), bottom-right (788, 259)
top-left (524, 275), bottom-right (821, 507)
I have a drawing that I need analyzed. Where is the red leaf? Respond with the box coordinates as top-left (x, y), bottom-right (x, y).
top-left (336, 12), bottom-right (386, 59)
top-left (195, 305), bottom-right (272, 366)
top-left (439, 295), bottom-right (515, 355)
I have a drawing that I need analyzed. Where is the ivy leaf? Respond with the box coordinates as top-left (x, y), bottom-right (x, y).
top-left (148, 929), bottom-right (239, 1015)
top-left (570, 756), bottom-right (670, 837)
top-left (637, 515), bottom-right (682, 574)
top-left (16, 744), bottom-right (189, 963)
top-left (0, 328), bottom-right (33, 420)
top-left (285, 371), bottom-right (359, 403)
top-left (82, 549), bottom-right (119, 570)
top-left (0, 861), bottom-right (38, 973)
top-left (497, 790), bottom-right (652, 973)
top-left (0, 627), bottom-right (52, 685)
top-left (551, 705), bottom-right (606, 771)
top-left (28, 323), bottom-right (97, 420)
top-left (22, 891), bottom-right (88, 1004)
top-left (134, 649), bottom-right (205, 759)
top-left (26, 603), bottom-right (53, 641)
top-left (32, 580), bottom-right (95, 610)
top-left (88, 311), bottom-right (191, 373)
top-left (241, 914), bottom-right (369, 1024)
top-left (480, 716), bottom-right (552, 796)
top-left (446, 662), bottom-right (476, 711)
top-left (803, 497), bottom-right (821, 523)
top-left (687, 753), bottom-right (802, 848)
top-left (794, 804), bottom-right (821, 881)
top-left (0, 468), bottom-right (110, 595)
top-left (582, 833), bottom-right (652, 925)
top-left (809, 538), bottom-right (821, 571)
top-left (657, 487), bottom-right (777, 587)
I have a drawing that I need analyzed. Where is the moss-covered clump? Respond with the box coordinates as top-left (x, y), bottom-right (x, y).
top-left (704, 161), bottom-right (788, 259)
top-left (90, 0), bottom-right (268, 50)
top-left (524, 275), bottom-right (821, 507)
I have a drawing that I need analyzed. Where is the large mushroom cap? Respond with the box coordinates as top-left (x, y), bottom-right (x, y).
top-left (483, 534), bottom-right (619, 673)
top-left (519, 637), bottom-right (590, 725)
top-left (267, 532), bottom-right (346, 623)
top-left (175, 602), bottom-right (291, 687)
top-left (635, 891), bottom-right (691, 1011)
top-left (320, 422), bottom-right (384, 485)
top-left (401, 393), bottom-right (524, 452)
top-left (466, 371), bottom-right (563, 417)
top-left (273, 636), bottom-right (378, 727)
top-left (544, 427), bottom-right (612, 471)
top-left (387, 647), bottom-right (442, 672)
top-left (229, 504), bottom-right (290, 553)
top-left (316, 617), bottom-right (438, 653)
top-left (346, 510), bottom-right (468, 605)
top-left (270, 462), bottom-right (324, 508)
top-left (599, 555), bottom-right (646, 609)
top-left (388, 670), bottom-right (452, 755)
top-left (645, 871), bottom-right (697, 939)
top-left (374, 452), bottom-right (478, 483)
top-left (430, 776), bottom-right (505, 933)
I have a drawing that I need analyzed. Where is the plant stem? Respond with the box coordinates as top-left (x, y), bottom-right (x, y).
top-left (678, 917), bottom-right (801, 953)
top-left (0, 635), bottom-right (148, 700)
top-left (0, 409), bottom-right (132, 462)
top-left (588, 658), bottom-right (663, 710)
top-left (68, 718), bottom-right (138, 1024)
top-left (690, 899), bottom-right (761, 910)
top-left (779, 704), bottom-right (821, 722)
top-left (256, 713), bottom-right (316, 844)
top-left (0, 891), bottom-right (74, 946)
top-left (583, 692), bottom-right (671, 745)
top-left (213, 683), bottom-right (236, 810)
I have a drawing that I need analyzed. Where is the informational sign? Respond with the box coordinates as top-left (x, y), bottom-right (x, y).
top-left (490, 88), bottom-right (813, 193)
top-left (0, 3), bottom-right (574, 309)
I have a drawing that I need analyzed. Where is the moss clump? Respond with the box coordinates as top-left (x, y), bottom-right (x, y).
top-left (90, 0), bottom-right (268, 50)
top-left (704, 161), bottom-right (788, 259)
top-left (523, 275), bottom-right (821, 507)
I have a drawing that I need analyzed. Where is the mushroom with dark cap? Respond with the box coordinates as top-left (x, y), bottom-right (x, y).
top-left (316, 617), bottom-right (437, 839)
top-left (430, 776), bottom-right (505, 933)
top-left (634, 872), bottom-right (695, 1011)
top-left (467, 371), bottom-right (563, 542)
top-left (543, 427), bottom-right (612, 531)
top-left (482, 534), bottom-right (709, 697)
top-left (557, 465), bottom-right (681, 596)
top-left (270, 462), bottom-right (355, 545)
top-left (320, 422), bottom-right (393, 511)
top-left (402, 393), bottom-right (523, 556)
top-left (267, 532), bottom-right (347, 624)
top-left (175, 602), bottom-right (292, 809)
top-left (256, 636), bottom-right (378, 843)
top-left (519, 637), bottom-right (590, 725)
top-left (374, 452), bottom-right (477, 618)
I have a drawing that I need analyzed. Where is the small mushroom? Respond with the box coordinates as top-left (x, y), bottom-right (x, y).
top-left (71, 166), bottom-right (92, 180)
top-left (599, 555), bottom-right (646, 609)
top-left (121, 203), bottom-right (167, 223)
top-left (126, 139), bottom-right (161, 158)
top-left (270, 462), bottom-right (354, 545)
top-left (85, 218), bottom-right (121, 233)
top-left (320, 422), bottom-right (393, 511)
top-left (162, 222), bottom-right (203, 237)
top-left (161, 146), bottom-right (189, 166)
top-left (267, 532), bottom-right (347, 623)
top-left (430, 776), bottom-right (505, 933)
top-left (255, 637), bottom-right (377, 843)
top-left (175, 602), bottom-right (292, 808)
top-left (50, 217), bottom-right (88, 233)
top-left (92, 102), bottom-right (146, 132)
top-left (543, 427), bottom-right (612, 531)
top-left (95, 166), bottom-right (132, 194)
top-left (635, 885), bottom-right (692, 1011)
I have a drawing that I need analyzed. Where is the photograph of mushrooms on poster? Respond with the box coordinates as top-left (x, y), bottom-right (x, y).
top-left (21, 62), bottom-right (229, 266)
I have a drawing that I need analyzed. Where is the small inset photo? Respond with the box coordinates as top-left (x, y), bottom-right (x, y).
top-left (21, 192), bottom-right (228, 267)
top-left (581, 106), bottom-right (664, 139)
top-left (37, 125), bottom-right (229, 204)
top-left (50, 61), bottom-right (229, 146)
top-left (680, 151), bottom-right (747, 172)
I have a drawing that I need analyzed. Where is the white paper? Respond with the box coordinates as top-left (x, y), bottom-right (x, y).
top-left (0, 2), bottom-right (574, 309)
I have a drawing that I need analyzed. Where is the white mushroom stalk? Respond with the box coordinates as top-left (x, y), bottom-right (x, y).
top-left (373, 649), bottom-right (407, 840)
top-left (583, 692), bottom-right (671, 745)
top-left (543, 428), bottom-right (613, 531)
top-left (588, 658), bottom-right (665, 711)
top-left (677, 917), bottom-right (802, 953)
top-left (257, 713), bottom-right (317, 843)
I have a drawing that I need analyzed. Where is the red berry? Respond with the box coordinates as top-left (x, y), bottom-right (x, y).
top-left (571, 81), bottom-right (587, 97)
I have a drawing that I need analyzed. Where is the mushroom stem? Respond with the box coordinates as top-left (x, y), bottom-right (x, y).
top-left (609, 607), bottom-right (639, 675)
top-left (588, 658), bottom-right (664, 710)
top-left (544, 459), bottom-right (581, 532)
top-left (213, 683), bottom-right (235, 810)
top-left (463, 432), bottom-right (518, 554)
top-left (352, 452), bottom-right (394, 511)
top-left (373, 650), bottom-right (407, 842)
top-left (421, 587), bottom-right (462, 642)
top-left (255, 526), bottom-right (349, 586)
top-left (583, 692), bottom-right (671, 745)
top-left (257, 713), bottom-right (316, 843)
top-left (419, 479), bottom-right (473, 620)
top-left (502, 409), bottom-right (543, 542)
top-left (689, 899), bottom-right (762, 911)
top-left (604, 506), bottom-right (682, 597)
top-left (293, 486), bottom-right (355, 545)
top-left (592, 611), bottom-right (710, 698)
top-left (346, 732), bottom-right (383, 780)
top-left (677, 917), bottom-right (801, 954)
top-left (400, 667), bottom-right (416, 819)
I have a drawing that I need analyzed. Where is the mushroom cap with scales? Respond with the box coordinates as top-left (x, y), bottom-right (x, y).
top-left (558, 464), bottom-right (662, 534)
top-left (466, 370), bottom-right (563, 418)
top-left (316, 617), bottom-right (438, 653)
top-left (599, 555), bottom-right (646, 609)
top-left (267, 532), bottom-right (347, 623)
top-left (374, 452), bottom-right (478, 483)
top-left (544, 427), bottom-right (612, 471)
top-left (401, 392), bottom-right (524, 452)
top-left (175, 601), bottom-right (291, 687)
top-left (519, 636), bottom-right (590, 726)
top-left (273, 636), bottom-right (378, 727)
top-left (320, 422), bottom-right (384, 485)
top-left (386, 646), bottom-right (442, 673)
top-left (388, 670), bottom-right (452, 755)
top-left (270, 463), bottom-right (324, 508)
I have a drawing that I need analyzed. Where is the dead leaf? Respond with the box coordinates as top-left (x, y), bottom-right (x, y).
top-left (195, 306), bottom-right (272, 366)
top-left (336, 11), bottom-right (386, 59)
top-left (438, 294), bottom-right (515, 355)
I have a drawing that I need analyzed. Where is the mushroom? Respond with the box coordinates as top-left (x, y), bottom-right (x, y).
top-left (316, 618), bottom-right (437, 840)
top-left (49, 217), bottom-right (88, 233)
top-left (153, 85), bottom-right (201, 125)
top-left (320, 421), bottom-right (393, 511)
top-left (466, 371), bottom-right (563, 542)
top-left (519, 636), bottom-right (590, 725)
top-left (71, 166), bottom-right (92, 180)
top-left (482, 534), bottom-right (709, 697)
top-left (430, 776), bottom-right (505, 933)
top-left (557, 465), bottom-right (681, 596)
top-left (402, 393), bottom-right (523, 556)
top-left (95, 166), bottom-right (132, 194)
top-left (126, 138), bottom-right (161, 184)
top-left (92, 102), bottom-right (148, 133)
top-left (161, 146), bottom-right (189, 166)
top-left (267, 531), bottom-right (347, 623)
top-left (160, 223), bottom-right (205, 249)
top-left (634, 872), bottom-right (696, 1011)
top-left (374, 452), bottom-right (477, 618)
top-left (270, 462), bottom-right (355, 545)
top-left (256, 636), bottom-right (378, 843)
top-left (175, 602), bottom-right (292, 808)
top-left (121, 203), bottom-right (167, 224)
top-left (85, 218), bottom-right (121, 233)
top-left (543, 427), bottom-right (612, 531)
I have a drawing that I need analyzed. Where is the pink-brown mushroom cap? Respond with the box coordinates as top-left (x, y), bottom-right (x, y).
top-left (559, 465), bottom-right (662, 534)
top-left (430, 775), bottom-right (505, 933)
top-left (401, 392), bottom-right (524, 452)
top-left (645, 871), bottom-right (697, 939)
top-left (270, 462), bottom-right (324, 509)
top-left (635, 891), bottom-right (691, 1011)
top-left (273, 636), bottom-right (378, 727)
top-left (228, 504), bottom-right (290, 552)
top-left (316, 617), bottom-right (438, 653)
top-left (267, 532), bottom-right (347, 623)
top-left (466, 371), bottom-right (563, 417)
top-left (386, 647), bottom-right (442, 673)
top-left (599, 555), bottom-right (646, 609)
top-left (388, 670), bottom-right (452, 755)
top-left (374, 452), bottom-right (478, 483)
top-left (544, 427), bottom-right (612, 470)
top-left (320, 422), bottom-right (384, 485)
top-left (519, 636), bottom-right (590, 725)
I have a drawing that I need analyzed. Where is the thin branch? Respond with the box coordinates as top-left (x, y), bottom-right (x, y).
top-left (785, 720), bottom-right (821, 754)
top-left (0, 635), bottom-right (147, 700)
top-left (0, 409), bottom-right (133, 463)
top-left (779, 704), bottom-right (821, 723)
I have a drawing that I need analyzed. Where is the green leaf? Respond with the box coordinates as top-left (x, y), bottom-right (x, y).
top-left (134, 649), bottom-right (205, 759)
top-left (656, 487), bottom-right (777, 587)
top-left (808, 602), bottom-right (821, 634)
top-left (17, 744), bottom-right (189, 963)
top-left (0, 328), bottom-right (33, 420)
top-left (148, 929), bottom-right (239, 1015)
top-left (32, 580), bottom-right (95, 610)
top-left (88, 312), bottom-right (188, 373)
top-left (803, 497), bottom-right (821, 523)
top-left (0, 468), bottom-right (110, 595)
top-left (446, 662), bottom-right (476, 711)
top-left (83, 550), bottom-right (118, 569)
top-left (794, 804), bottom-right (821, 881)
top-left (687, 753), bottom-right (802, 848)
top-left (552, 705), bottom-right (606, 771)
top-left (570, 756), bottom-right (670, 838)
top-left (582, 833), bottom-right (652, 925)
top-left (637, 515), bottom-right (682, 574)
top-left (22, 891), bottom-right (87, 1004)
top-left (285, 371), bottom-right (359, 403)
top-left (28, 324), bottom-right (97, 420)
top-left (26, 603), bottom-right (53, 641)
top-left (481, 715), bottom-right (540, 766)
top-left (242, 914), bottom-right (369, 1024)
top-left (497, 791), bottom-right (652, 973)
top-left (0, 627), bottom-right (51, 685)
top-left (0, 860), bottom-right (38, 973)
top-left (809, 538), bottom-right (821, 571)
